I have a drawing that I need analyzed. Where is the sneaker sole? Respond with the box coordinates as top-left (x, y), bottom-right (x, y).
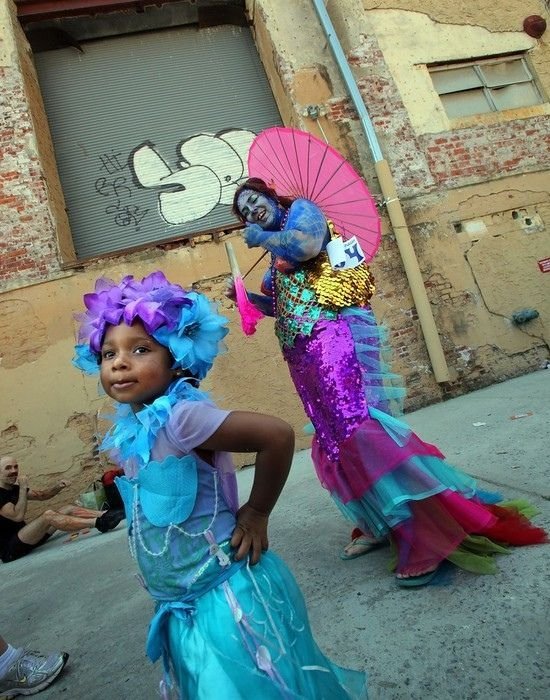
top-left (2, 653), bottom-right (69, 698)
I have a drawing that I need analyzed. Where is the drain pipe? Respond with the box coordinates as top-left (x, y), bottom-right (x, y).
top-left (311, 0), bottom-right (451, 383)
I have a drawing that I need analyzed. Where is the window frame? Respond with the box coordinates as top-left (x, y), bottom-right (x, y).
top-left (428, 53), bottom-right (545, 119)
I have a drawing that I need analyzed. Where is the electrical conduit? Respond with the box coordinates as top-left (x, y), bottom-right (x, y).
top-left (310, 0), bottom-right (451, 382)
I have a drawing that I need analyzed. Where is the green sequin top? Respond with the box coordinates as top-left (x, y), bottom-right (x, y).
top-left (274, 267), bottom-right (338, 349)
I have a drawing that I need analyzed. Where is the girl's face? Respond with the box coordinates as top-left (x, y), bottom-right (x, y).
top-left (99, 320), bottom-right (175, 411)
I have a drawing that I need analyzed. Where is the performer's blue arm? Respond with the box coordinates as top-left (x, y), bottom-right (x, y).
top-left (244, 200), bottom-right (329, 264)
top-left (248, 293), bottom-right (274, 317)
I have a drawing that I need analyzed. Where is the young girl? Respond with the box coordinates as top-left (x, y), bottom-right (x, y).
top-left (73, 271), bottom-right (367, 700)
top-left (232, 177), bottom-right (547, 587)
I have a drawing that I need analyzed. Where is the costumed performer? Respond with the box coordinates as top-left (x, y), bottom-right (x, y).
top-left (72, 271), bottom-right (367, 700)
top-left (231, 177), bottom-right (547, 588)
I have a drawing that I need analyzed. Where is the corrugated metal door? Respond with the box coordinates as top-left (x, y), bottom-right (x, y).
top-left (34, 24), bottom-right (282, 259)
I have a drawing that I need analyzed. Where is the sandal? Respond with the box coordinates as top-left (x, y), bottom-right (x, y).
top-left (340, 536), bottom-right (388, 560)
top-left (395, 569), bottom-right (438, 587)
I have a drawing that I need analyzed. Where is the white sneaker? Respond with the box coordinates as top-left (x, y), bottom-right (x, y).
top-left (0, 648), bottom-right (68, 697)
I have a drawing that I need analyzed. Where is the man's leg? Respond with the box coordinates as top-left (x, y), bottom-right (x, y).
top-left (0, 633), bottom-right (68, 698)
top-left (2, 507), bottom-right (125, 563)
top-left (62, 505), bottom-right (104, 518)
top-left (17, 510), bottom-right (99, 546)
top-left (42, 505), bottom-right (105, 535)
top-left (51, 505), bottom-right (125, 535)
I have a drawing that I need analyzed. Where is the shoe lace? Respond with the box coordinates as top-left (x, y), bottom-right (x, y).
top-left (16, 650), bottom-right (48, 676)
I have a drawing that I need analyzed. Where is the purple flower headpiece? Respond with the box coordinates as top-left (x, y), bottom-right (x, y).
top-left (73, 271), bottom-right (228, 380)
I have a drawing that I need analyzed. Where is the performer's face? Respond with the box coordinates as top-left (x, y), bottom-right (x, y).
top-left (237, 189), bottom-right (280, 230)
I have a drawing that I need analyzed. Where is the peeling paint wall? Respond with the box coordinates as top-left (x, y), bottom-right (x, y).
top-left (360, 0), bottom-right (547, 33)
top-left (0, 0), bottom-right (74, 291)
top-left (1, 0), bottom-right (549, 489)
top-left (360, 11), bottom-right (547, 133)
top-left (407, 173), bottom-right (550, 391)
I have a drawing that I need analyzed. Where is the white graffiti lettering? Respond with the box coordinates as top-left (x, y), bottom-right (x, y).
top-left (129, 129), bottom-right (255, 225)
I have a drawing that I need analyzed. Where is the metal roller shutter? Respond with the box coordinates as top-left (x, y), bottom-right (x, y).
top-left (33, 24), bottom-right (282, 259)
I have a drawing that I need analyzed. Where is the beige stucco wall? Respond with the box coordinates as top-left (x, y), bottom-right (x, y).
top-left (361, 0), bottom-right (547, 31)
top-left (406, 172), bottom-right (550, 366)
top-left (364, 10), bottom-right (548, 134)
top-left (1, 0), bottom-right (549, 498)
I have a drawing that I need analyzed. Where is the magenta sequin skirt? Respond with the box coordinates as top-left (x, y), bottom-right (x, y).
top-left (282, 308), bottom-right (511, 574)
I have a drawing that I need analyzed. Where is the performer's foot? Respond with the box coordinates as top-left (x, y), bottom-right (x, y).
top-left (340, 535), bottom-right (388, 560)
top-left (395, 567), bottom-right (439, 587)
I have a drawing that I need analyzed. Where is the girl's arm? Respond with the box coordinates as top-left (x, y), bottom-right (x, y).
top-left (197, 411), bottom-right (295, 564)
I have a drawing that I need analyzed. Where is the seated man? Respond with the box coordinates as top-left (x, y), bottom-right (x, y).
top-left (0, 455), bottom-right (124, 564)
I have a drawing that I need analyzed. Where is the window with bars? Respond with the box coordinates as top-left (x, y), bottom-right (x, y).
top-left (429, 55), bottom-right (544, 119)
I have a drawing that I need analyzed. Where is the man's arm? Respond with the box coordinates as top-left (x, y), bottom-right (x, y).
top-left (0, 478), bottom-right (29, 522)
top-left (28, 479), bottom-right (70, 501)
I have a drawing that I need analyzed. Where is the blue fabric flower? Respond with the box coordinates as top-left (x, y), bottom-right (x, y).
top-left (153, 292), bottom-right (228, 380)
top-left (72, 343), bottom-right (100, 375)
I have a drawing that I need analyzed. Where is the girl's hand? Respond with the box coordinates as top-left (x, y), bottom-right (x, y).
top-left (231, 502), bottom-right (269, 565)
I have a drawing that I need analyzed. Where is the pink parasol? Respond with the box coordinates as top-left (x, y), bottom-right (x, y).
top-left (247, 126), bottom-right (381, 261)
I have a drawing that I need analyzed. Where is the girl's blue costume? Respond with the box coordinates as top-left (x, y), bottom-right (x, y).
top-left (73, 271), bottom-right (367, 699)
top-left (107, 381), bottom-right (367, 699)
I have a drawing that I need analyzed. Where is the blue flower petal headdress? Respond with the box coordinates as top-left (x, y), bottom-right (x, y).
top-left (73, 271), bottom-right (228, 380)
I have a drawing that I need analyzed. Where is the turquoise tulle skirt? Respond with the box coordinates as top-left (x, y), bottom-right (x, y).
top-left (166, 551), bottom-right (367, 699)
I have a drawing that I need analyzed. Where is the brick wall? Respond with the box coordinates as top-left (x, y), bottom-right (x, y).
top-left (0, 64), bottom-right (61, 288)
top-left (421, 117), bottom-right (550, 186)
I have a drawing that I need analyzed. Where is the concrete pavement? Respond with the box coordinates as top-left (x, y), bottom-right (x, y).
top-left (1, 370), bottom-right (549, 699)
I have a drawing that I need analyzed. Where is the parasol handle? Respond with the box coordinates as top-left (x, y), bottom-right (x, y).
top-left (242, 250), bottom-right (269, 280)
top-left (224, 241), bottom-right (241, 279)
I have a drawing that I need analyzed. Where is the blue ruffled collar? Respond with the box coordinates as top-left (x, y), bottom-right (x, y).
top-left (100, 378), bottom-right (206, 473)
